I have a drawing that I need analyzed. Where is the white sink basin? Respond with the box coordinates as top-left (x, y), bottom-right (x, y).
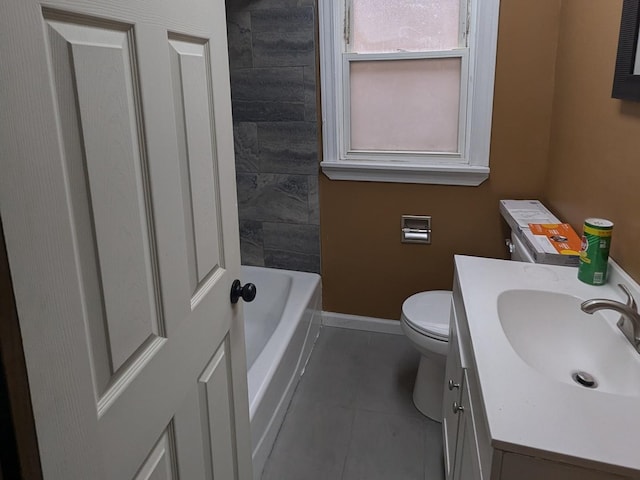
top-left (497, 289), bottom-right (640, 396)
top-left (455, 255), bottom-right (640, 474)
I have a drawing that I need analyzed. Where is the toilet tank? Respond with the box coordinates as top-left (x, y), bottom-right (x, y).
top-left (500, 200), bottom-right (559, 265)
top-left (508, 232), bottom-right (535, 263)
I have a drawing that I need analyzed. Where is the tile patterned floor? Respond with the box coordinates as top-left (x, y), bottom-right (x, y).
top-left (261, 326), bottom-right (445, 480)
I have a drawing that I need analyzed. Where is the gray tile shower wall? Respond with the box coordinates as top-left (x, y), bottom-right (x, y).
top-left (227, 0), bottom-right (320, 274)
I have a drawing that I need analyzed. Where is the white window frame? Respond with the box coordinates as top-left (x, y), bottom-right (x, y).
top-left (319, 0), bottom-right (501, 186)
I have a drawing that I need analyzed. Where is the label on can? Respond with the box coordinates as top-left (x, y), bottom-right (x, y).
top-left (578, 218), bottom-right (613, 285)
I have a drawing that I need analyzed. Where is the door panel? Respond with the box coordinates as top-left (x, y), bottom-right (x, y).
top-left (0, 0), bottom-right (251, 478)
top-left (169, 37), bottom-right (223, 292)
top-left (198, 338), bottom-right (236, 480)
top-left (134, 427), bottom-right (179, 480)
top-left (45, 12), bottom-right (166, 398)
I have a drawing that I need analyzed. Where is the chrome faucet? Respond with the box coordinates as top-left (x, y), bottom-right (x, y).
top-left (581, 284), bottom-right (640, 353)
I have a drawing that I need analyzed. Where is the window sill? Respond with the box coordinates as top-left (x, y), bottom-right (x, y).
top-left (320, 160), bottom-right (489, 186)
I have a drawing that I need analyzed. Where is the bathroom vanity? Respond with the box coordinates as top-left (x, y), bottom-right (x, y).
top-left (443, 255), bottom-right (640, 480)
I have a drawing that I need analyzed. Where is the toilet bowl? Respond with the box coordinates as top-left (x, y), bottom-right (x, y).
top-left (400, 290), bottom-right (452, 421)
top-left (398, 201), bottom-right (546, 422)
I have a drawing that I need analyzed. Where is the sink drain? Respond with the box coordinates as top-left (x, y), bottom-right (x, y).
top-left (572, 371), bottom-right (598, 389)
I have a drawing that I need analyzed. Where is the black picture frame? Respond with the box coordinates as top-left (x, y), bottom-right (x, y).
top-left (612, 0), bottom-right (640, 101)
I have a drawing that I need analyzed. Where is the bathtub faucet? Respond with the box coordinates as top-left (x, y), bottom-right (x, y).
top-left (580, 284), bottom-right (640, 353)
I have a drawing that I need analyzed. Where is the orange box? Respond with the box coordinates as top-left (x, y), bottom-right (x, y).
top-left (527, 223), bottom-right (582, 256)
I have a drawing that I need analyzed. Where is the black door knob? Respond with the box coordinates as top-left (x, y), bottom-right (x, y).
top-left (230, 280), bottom-right (257, 304)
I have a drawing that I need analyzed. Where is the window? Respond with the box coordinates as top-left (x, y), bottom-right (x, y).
top-left (319, 0), bottom-right (501, 185)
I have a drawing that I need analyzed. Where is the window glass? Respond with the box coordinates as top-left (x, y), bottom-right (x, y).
top-left (349, 58), bottom-right (461, 152)
top-left (351, 0), bottom-right (460, 53)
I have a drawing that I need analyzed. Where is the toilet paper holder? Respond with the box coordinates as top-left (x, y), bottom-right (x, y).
top-left (401, 215), bottom-right (431, 244)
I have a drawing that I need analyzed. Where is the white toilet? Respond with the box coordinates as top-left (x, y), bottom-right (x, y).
top-left (400, 290), bottom-right (452, 421)
top-left (401, 200), bottom-right (554, 421)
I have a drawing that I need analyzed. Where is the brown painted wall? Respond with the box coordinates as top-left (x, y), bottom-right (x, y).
top-left (320, 0), bottom-right (562, 319)
top-left (544, 0), bottom-right (640, 284)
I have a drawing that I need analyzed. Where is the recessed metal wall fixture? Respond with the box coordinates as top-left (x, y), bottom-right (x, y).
top-left (401, 215), bottom-right (432, 244)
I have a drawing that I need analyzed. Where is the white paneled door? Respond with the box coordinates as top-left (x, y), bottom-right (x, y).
top-left (0, 0), bottom-right (253, 479)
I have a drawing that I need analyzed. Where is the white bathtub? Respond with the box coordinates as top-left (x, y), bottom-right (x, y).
top-left (241, 266), bottom-right (322, 480)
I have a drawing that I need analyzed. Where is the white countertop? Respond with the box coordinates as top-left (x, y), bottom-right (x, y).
top-left (454, 255), bottom-right (640, 477)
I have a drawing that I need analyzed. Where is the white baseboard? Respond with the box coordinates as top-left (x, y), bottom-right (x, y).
top-left (321, 311), bottom-right (403, 335)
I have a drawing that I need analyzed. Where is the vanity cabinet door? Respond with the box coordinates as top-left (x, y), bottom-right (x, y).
top-left (452, 371), bottom-right (483, 480)
top-left (443, 309), bottom-right (464, 479)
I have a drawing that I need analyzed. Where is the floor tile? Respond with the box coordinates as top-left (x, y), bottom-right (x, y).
top-left (261, 326), bottom-right (445, 480)
top-left (355, 332), bottom-right (423, 418)
top-left (293, 327), bottom-right (369, 408)
top-left (342, 409), bottom-right (427, 480)
top-left (424, 418), bottom-right (445, 480)
top-left (261, 401), bottom-right (354, 480)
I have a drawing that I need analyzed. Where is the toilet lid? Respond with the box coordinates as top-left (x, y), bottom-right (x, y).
top-left (401, 290), bottom-right (452, 341)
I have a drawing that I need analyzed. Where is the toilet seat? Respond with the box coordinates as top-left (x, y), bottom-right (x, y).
top-left (401, 290), bottom-right (451, 341)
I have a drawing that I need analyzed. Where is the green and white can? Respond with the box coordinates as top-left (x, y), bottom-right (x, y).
top-left (578, 218), bottom-right (614, 285)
